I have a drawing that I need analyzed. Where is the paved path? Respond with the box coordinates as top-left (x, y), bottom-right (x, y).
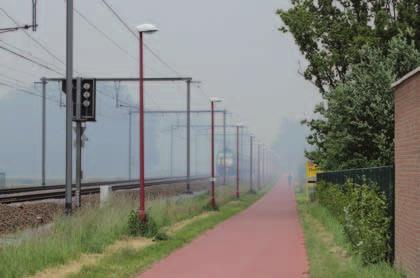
top-left (138, 181), bottom-right (309, 278)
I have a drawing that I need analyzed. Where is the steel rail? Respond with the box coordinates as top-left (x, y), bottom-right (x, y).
top-left (0, 176), bottom-right (189, 195)
top-left (0, 176), bottom-right (209, 204)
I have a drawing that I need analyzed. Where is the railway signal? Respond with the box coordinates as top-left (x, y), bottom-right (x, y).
top-left (79, 79), bottom-right (96, 121)
top-left (61, 77), bottom-right (96, 208)
top-left (61, 78), bottom-right (97, 122)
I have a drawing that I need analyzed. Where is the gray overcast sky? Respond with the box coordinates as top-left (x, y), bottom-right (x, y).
top-left (0, 0), bottom-right (320, 146)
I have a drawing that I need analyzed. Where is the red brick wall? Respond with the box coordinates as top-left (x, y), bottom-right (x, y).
top-left (394, 70), bottom-right (420, 277)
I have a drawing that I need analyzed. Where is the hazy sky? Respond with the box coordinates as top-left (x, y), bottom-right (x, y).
top-left (1, 0), bottom-right (320, 143)
top-left (0, 1), bottom-right (321, 180)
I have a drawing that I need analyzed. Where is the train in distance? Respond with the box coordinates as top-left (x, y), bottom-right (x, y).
top-left (216, 148), bottom-right (236, 176)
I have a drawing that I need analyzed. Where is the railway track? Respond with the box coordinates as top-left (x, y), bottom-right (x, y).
top-left (0, 176), bottom-right (209, 204)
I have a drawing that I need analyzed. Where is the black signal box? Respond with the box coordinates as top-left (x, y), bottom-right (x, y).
top-left (62, 78), bottom-right (96, 122)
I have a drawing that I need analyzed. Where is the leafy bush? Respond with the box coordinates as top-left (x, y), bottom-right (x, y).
top-left (316, 180), bottom-right (391, 264)
top-left (343, 182), bottom-right (390, 264)
top-left (316, 181), bottom-right (348, 223)
top-left (127, 210), bottom-right (159, 238)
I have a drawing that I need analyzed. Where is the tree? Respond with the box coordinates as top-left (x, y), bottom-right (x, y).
top-left (277, 0), bottom-right (419, 93)
top-left (304, 36), bottom-right (420, 169)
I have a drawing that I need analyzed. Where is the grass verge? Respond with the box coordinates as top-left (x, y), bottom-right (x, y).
top-left (0, 185), bottom-right (266, 278)
top-left (295, 193), bottom-right (404, 278)
top-left (69, 190), bottom-right (267, 278)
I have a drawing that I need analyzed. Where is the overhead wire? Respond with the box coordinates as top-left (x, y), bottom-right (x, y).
top-left (0, 7), bottom-right (65, 66)
top-left (0, 7), bottom-right (130, 107)
top-left (75, 8), bottom-right (163, 77)
top-left (0, 63), bottom-right (40, 78)
top-left (0, 8), bottom-right (85, 76)
top-left (1, 4), bottom-right (170, 110)
top-left (0, 4), bottom-right (209, 133)
top-left (0, 6), bottom-right (202, 156)
top-left (0, 79), bottom-right (61, 104)
top-left (0, 72), bottom-right (30, 85)
top-left (99, 0), bottom-right (182, 77)
top-left (0, 44), bottom-right (63, 75)
top-left (96, 1), bottom-right (180, 109)
top-left (0, 39), bottom-right (64, 73)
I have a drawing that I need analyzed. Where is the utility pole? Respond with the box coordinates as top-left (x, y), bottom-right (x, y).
top-left (138, 31), bottom-right (146, 221)
top-left (209, 97), bottom-right (221, 209)
top-left (128, 108), bottom-right (132, 180)
top-left (75, 124), bottom-right (82, 207)
top-left (65, 0), bottom-right (74, 214)
top-left (195, 133), bottom-right (199, 175)
top-left (186, 80), bottom-right (192, 193)
top-left (240, 127), bottom-right (244, 181)
top-left (211, 101), bottom-right (216, 208)
top-left (257, 143), bottom-right (261, 189)
top-left (75, 78), bottom-right (82, 208)
top-left (250, 135), bottom-right (254, 192)
top-left (32, 0), bottom-right (37, 31)
top-left (223, 110), bottom-right (227, 185)
top-left (262, 145), bottom-right (265, 186)
top-left (39, 77), bottom-right (47, 186)
top-left (236, 124), bottom-right (243, 198)
top-left (170, 125), bottom-right (174, 176)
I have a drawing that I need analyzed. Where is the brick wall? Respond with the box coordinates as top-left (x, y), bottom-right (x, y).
top-left (393, 68), bottom-right (420, 277)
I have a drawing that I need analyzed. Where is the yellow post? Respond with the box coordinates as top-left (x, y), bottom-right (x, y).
top-left (306, 161), bottom-right (319, 201)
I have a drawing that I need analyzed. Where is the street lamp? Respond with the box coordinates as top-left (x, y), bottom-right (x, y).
top-left (257, 142), bottom-right (261, 189)
top-left (136, 23), bottom-right (158, 222)
top-left (235, 123), bottom-right (244, 198)
top-left (210, 97), bottom-right (222, 209)
top-left (262, 144), bottom-right (265, 186)
top-left (249, 134), bottom-right (255, 193)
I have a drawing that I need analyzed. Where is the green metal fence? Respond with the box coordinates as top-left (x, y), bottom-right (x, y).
top-left (316, 165), bottom-right (395, 261)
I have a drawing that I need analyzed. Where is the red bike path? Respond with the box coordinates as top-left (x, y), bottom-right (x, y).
top-left (138, 181), bottom-right (309, 278)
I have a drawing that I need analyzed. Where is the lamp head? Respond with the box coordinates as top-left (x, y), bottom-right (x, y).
top-left (210, 97), bottom-right (222, 103)
top-left (136, 23), bottom-right (158, 34)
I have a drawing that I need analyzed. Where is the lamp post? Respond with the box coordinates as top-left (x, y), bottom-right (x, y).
top-left (223, 110), bottom-right (227, 185)
top-left (257, 142), bottom-right (261, 189)
top-left (249, 134), bottom-right (254, 193)
top-left (210, 97), bottom-right (222, 209)
top-left (235, 123), bottom-right (243, 198)
top-left (262, 145), bottom-right (265, 186)
top-left (136, 23), bottom-right (158, 222)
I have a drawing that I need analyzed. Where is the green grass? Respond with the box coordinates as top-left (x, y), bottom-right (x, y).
top-left (0, 184), bottom-right (266, 278)
top-left (0, 195), bottom-right (136, 278)
top-left (296, 194), bottom-right (404, 278)
top-left (70, 190), bottom-right (267, 278)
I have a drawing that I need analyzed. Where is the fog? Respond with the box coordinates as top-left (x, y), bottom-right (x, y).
top-left (0, 0), bottom-right (319, 183)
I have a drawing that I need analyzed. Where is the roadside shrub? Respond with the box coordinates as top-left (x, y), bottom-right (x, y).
top-left (316, 181), bottom-right (348, 222)
top-left (127, 210), bottom-right (159, 238)
top-left (343, 182), bottom-right (390, 264)
top-left (316, 180), bottom-right (391, 264)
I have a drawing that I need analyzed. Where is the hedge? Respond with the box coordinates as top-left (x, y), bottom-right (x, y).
top-left (316, 180), bottom-right (391, 264)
